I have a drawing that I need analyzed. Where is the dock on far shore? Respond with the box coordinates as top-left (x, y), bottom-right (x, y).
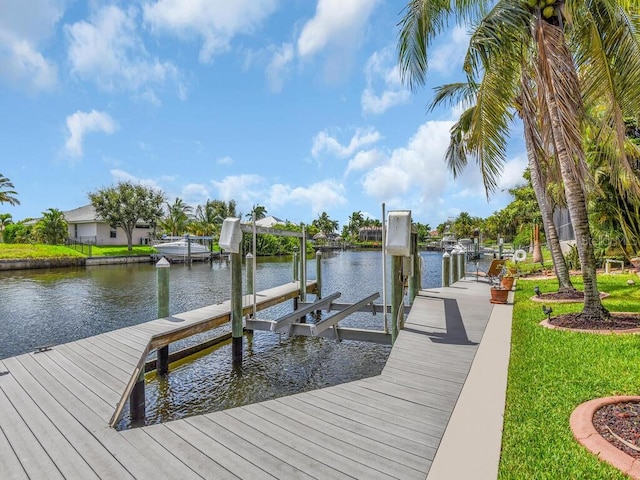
top-left (0, 277), bottom-right (512, 479)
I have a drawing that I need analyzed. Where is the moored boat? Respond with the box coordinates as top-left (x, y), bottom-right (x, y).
top-left (153, 239), bottom-right (211, 260)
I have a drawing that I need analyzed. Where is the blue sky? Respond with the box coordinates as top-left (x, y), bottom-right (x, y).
top-left (1, 0), bottom-right (527, 230)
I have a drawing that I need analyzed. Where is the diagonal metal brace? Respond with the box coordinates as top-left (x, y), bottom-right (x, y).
top-left (310, 292), bottom-right (380, 337)
top-left (270, 292), bottom-right (342, 333)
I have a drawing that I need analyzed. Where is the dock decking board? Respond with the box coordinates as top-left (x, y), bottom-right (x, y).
top-left (1, 356), bottom-right (135, 479)
top-left (272, 394), bottom-right (431, 472)
top-left (256, 400), bottom-right (426, 480)
top-left (184, 415), bottom-right (316, 480)
top-left (0, 278), bottom-right (495, 479)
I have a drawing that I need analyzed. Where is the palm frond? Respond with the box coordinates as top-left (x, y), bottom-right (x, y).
top-left (397, 0), bottom-right (492, 90)
top-left (430, 82), bottom-right (478, 111)
top-left (535, 20), bottom-right (588, 191)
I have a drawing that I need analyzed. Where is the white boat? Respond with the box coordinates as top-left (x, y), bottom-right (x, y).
top-left (153, 239), bottom-right (211, 260)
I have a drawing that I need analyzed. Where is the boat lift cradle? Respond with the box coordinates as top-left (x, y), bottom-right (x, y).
top-left (245, 291), bottom-right (391, 344)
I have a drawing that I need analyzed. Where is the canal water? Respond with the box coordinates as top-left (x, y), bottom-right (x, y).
top-left (0, 250), bottom-right (481, 428)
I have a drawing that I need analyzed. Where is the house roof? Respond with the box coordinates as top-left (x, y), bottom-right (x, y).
top-left (255, 215), bottom-right (285, 228)
top-left (63, 205), bottom-right (100, 223)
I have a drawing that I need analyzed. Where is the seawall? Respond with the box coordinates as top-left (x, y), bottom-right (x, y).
top-left (0, 255), bottom-right (152, 271)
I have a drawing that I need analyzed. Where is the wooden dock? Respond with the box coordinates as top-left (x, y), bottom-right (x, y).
top-left (0, 278), bottom-right (498, 479)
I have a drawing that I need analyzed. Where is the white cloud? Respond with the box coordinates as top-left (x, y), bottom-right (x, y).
top-left (181, 183), bottom-right (210, 204)
top-left (266, 43), bottom-right (294, 93)
top-left (297, 0), bottom-right (379, 83)
top-left (0, 0), bottom-right (64, 92)
top-left (143, 0), bottom-right (278, 63)
top-left (358, 118), bottom-right (528, 222)
top-left (216, 156), bottom-right (234, 166)
top-left (498, 154), bottom-right (528, 191)
top-left (362, 120), bottom-right (453, 204)
top-left (312, 127), bottom-right (381, 159)
top-left (66, 5), bottom-right (178, 96)
top-left (361, 47), bottom-right (410, 115)
top-left (65, 110), bottom-right (117, 158)
top-left (346, 148), bottom-right (385, 176)
top-left (212, 174), bottom-right (264, 205)
top-left (109, 169), bottom-right (163, 191)
top-left (268, 179), bottom-right (346, 216)
top-left (430, 25), bottom-right (469, 75)
top-left (297, 0), bottom-right (378, 58)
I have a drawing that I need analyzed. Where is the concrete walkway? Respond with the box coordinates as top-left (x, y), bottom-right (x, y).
top-left (420, 276), bottom-right (514, 480)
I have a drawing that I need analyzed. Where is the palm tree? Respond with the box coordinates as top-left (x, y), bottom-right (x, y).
top-left (399, 1), bottom-right (640, 322)
top-left (0, 174), bottom-right (20, 206)
top-left (443, 76), bottom-right (577, 293)
top-left (451, 212), bottom-right (479, 239)
top-left (346, 211), bottom-right (365, 240)
top-left (246, 204), bottom-right (267, 221)
top-left (35, 208), bottom-right (68, 244)
top-left (0, 213), bottom-right (12, 242)
top-left (312, 212), bottom-right (339, 236)
top-left (161, 198), bottom-right (193, 236)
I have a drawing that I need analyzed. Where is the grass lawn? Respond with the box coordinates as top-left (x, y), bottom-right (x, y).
top-left (0, 243), bottom-right (156, 259)
top-left (90, 245), bottom-right (157, 256)
top-left (0, 244), bottom-right (85, 259)
top-left (499, 274), bottom-right (640, 479)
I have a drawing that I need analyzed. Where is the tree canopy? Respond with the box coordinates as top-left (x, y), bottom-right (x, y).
top-left (0, 174), bottom-right (20, 206)
top-left (398, 0), bottom-right (640, 322)
top-left (89, 182), bottom-right (165, 251)
top-left (34, 208), bottom-right (68, 245)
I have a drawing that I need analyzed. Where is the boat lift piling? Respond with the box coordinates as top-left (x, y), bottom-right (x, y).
top-left (386, 210), bottom-right (413, 344)
top-left (245, 252), bottom-right (254, 334)
top-left (156, 257), bottom-right (170, 375)
top-left (219, 218), bottom-right (244, 365)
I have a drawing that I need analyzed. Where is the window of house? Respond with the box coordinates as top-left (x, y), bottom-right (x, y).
top-left (110, 229), bottom-right (117, 239)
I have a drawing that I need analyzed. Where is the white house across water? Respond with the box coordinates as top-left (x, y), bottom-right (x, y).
top-left (64, 205), bottom-right (154, 246)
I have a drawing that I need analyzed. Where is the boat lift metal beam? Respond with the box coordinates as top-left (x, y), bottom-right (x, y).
top-left (245, 291), bottom-right (341, 333)
top-left (310, 292), bottom-right (380, 337)
top-left (289, 325), bottom-right (391, 344)
top-left (245, 291), bottom-right (393, 344)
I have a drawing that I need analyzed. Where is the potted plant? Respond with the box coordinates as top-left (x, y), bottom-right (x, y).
top-left (501, 271), bottom-right (515, 290)
top-left (490, 285), bottom-right (509, 304)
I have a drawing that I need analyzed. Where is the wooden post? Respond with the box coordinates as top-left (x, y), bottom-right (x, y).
top-left (408, 230), bottom-right (419, 303)
top-left (460, 249), bottom-right (466, 279)
top-left (442, 252), bottom-right (451, 287)
top-left (245, 253), bottom-right (254, 334)
top-left (130, 368), bottom-right (145, 427)
top-left (156, 257), bottom-right (170, 376)
top-left (231, 252), bottom-right (243, 365)
top-left (391, 255), bottom-right (403, 344)
top-left (451, 249), bottom-right (459, 283)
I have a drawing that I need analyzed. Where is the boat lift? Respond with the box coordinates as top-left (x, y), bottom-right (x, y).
top-left (220, 208), bottom-right (418, 364)
top-left (246, 291), bottom-right (393, 344)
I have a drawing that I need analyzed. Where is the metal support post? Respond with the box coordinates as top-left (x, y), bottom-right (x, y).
top-left (156, 257), bottom-right (170, 375)
top-left (245, 253), bottom-right (254, 334)
top-left (231, 252), bottom-right (243, 365)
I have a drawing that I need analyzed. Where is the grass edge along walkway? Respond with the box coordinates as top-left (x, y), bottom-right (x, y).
top-left (498, 274), bottom-right (640, 479)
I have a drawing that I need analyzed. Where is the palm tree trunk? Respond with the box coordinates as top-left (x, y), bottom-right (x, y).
top-left (536, 23), bottom-right (608, 321)
top-left (519, 74), bottom-right (576, 293)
